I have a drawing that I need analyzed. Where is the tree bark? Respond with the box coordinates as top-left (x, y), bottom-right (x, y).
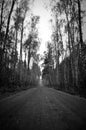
top-left (28, 46), bottom-right (31, 70)
top-left (20, 20), bottom-right (24, 61)
top-left (0, 0), bottom-right (4, 35)
top-left (3, 0), bottom-right (16, 52)
top-left (78, 0), bottom-right (83, 48)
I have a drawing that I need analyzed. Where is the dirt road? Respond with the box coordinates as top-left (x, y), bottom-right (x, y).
top-left (0, 86), bottom-right (86, 130)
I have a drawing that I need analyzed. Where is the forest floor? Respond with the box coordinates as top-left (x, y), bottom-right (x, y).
top-left (0, 86), bottom-right (86, 130)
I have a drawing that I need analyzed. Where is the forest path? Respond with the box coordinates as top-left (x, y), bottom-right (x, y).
top-left (0, 86), bottom-right (86, 130)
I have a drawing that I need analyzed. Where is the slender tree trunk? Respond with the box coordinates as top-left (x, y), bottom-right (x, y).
top-left (56, 47), bottom-right (60, 86)
top-left (0, 0), bottom-right (4, 35)
top-left (24, 49), bottom-right (27, 68)
top-left (0, 0), bottom-right (5, 71)
top-left (14, 29), bottom-right (18, 69)
top-left (71, 22), bottom-right (76, 88)
top-left (77, 0), bottom-right (84, 91)
top-left (55, 18), bottom-right (60, 86)
top-left (19, 20), bottom-right (24, 81)
top-left (28, 46), bottom-right (31, 70)
top-left (3, 0), bottom-right (16, 52)
top-left (78, 0), bottom-right (83, 48)
top-left (66, 13), bottom-right (73, 89)
top-left (15, 29), bottom-right (17, 52)
top-left (20, 21), bottom-right (24, 61)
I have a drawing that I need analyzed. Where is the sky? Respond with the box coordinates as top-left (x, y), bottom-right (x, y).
top-left (20, 0), bottom-right (86, 70)
top-left (31, 0), bottom-right (52, 54)
top-left (20, 0), bottom-right (86, 63)
top-left (26, 0), bottom-right (86, 69)
top-left (30, 0), bottom-right (86, 55)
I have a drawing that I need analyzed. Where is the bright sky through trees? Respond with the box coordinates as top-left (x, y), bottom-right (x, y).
top-left (26, 0), bottom-right (86, 69)
top-left (18, 0), bottom-right (86, 60)
top-left (31, 0), bottom-right (52, 54)
top-left (31, 0), bottom-right (86, 55)
top-left (16, 0), bottom-right (86, 65)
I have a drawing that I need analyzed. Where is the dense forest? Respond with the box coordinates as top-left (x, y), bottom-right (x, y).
top-left (0, 0), bottom-right (41, 93)
top-left (0, 0), bottom-right (86, 98)
top-left (42, 0), bottom-right (86, 97)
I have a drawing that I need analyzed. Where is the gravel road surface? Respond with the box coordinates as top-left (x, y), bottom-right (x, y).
top-left (0, 86), bottom-right (86, 130)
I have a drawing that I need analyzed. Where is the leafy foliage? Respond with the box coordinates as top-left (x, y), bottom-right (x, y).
top-left (42, 0), bottom-right (86, 97)
top-left (0, 0), bottom-right (41, 94)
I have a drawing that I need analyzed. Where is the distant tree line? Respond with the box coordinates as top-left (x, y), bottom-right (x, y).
top-left (42, 0), bottom-right (86, 97)
top-left (0, 0), bottom-right (41, 93)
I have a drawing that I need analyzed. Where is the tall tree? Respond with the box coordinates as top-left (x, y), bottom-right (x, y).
top-left (19, 0), bottom-right (29, 62)
top-left (0, 0), bottom-right (4, 36)
top-left (3, 0), bottom-right (16, 52)
top-left (42, 42), bottom-right (55, 86)
top-left (77, 0), bottom-right (83, 48)
top-left (24, 15), bottom-right (40, 70)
